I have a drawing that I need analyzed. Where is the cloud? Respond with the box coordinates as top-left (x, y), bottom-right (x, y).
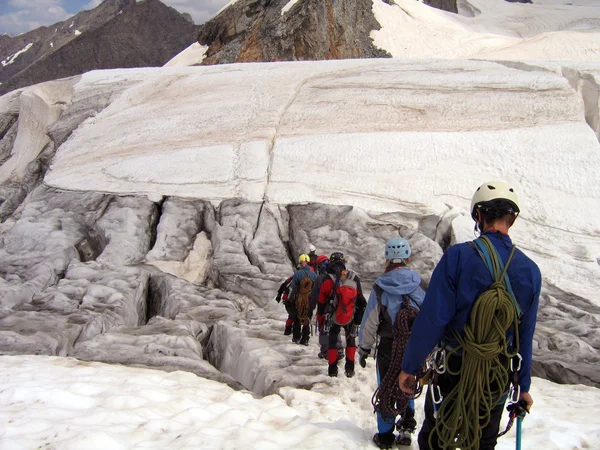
top-left (0, 0), bottom-right (233, 35)
top-left (162, 0), bottom-right (233, 24)
top-left (84, 0), bottom-right (103, 10)
top-left (0, 0), bottom-right (71, 35)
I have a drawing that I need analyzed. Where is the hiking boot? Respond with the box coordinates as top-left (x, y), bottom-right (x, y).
top-left (344, 359), bottom-right (355, 378)
top-left (372, 432), bottom-right (395, 449)
top-left (292, 337), bottom-right (300, 344)
top-left (317, 351), bottom-right (327, 359)
top-left (283, 325), bottom-right (292, 336)
top-left (395, 429), bottom-right (412, 446)
top-left (328, 364), bottom-right (338, 377)
top-left (299, 325), bottom-right (310, 345)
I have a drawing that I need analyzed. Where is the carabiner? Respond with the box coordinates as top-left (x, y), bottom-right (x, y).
top-left (434, 348), bottom-right (446, 374)
top-left (510, 353), bottom-right (522, 372)
top-left (509, 384), bottom-right (521, 403)
top-left (431, 385), bottom-right (444, 405)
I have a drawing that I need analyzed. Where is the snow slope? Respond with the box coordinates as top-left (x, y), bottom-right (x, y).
top-left (372, 0), bottom-right (600, 61)
top-left (1, 355), bottom-right (599, 449)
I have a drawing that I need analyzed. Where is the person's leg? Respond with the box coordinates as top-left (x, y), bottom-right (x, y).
top-left (417, 386), bottom-right (440, 450)
top-left (418, 355), bottom-right (463, 450)
top-left (396, 399), bottom-right (416, 446)
top-left (336, 332), bottom-right (344, 359)
top-left (397, 399), bottom-right (416, 432)
top-left (299, 323), bottom-right (310, 345)
top-left (373, 340), bottom-right (396, 449)
top-left (327, 324), bottom-right (341, 376)
top-left (479, 395), bottom-right (508, 450)
top-left (342, 324), bottom-right (356, 377)
top-left (375, 342), bottom-right (395, 434)
top-left (283, 303), bottom-right (294, 335)
top-left (290, 304), bottom-right (301, 343)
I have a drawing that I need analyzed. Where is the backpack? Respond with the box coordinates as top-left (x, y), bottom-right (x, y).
top-left (296, 274), bottom-right (313, 325)
top-left (373, 284), bottom-right (417, 339)
top-left (328, 270), bottom-right (358, 326)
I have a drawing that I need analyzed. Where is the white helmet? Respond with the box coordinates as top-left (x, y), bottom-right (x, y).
top-left (470, 181), bottom-right (520, 221)
top-left (309, 244), bottom-right (316, 253)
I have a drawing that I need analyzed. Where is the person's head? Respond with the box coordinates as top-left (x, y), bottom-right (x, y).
top-left (298, 253), bottom-right (310, 267)
top-left (327, 252), bottom-right (346, 275)
top-left (308, 244), bottom-right (316, 255)
top-left (316, 254), bottom-right (328, 266)
top-left (384, 237), bottom-right (411, 270)
top-left (470, 181), bottom-right (520, 234)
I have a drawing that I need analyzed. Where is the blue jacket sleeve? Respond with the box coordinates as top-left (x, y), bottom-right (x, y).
top-left (402, 250), bottom-right (457, 375)
top-left (517, 267), bottom-right (541, 392)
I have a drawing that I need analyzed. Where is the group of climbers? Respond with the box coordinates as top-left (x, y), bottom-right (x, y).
top-left (274, 181), bottom-right (541, 450)
top-left (277, 248), bottom-right (367, 376)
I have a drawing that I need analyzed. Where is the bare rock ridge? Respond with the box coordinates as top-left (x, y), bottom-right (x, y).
top-left (197, 0), bottom-right (459, 65)
top-left (0, 0), bottom-right (199, 95)
top-left (197, 0), bottom-right (389, 64)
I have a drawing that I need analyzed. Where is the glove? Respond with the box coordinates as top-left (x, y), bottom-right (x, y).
top-left (275, 293), bottom-right (282, 303)
top-left (358, 347), bottom-right (370, 368)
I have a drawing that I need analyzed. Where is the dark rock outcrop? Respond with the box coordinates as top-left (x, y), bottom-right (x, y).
top-left (0, 0), bottom-right (199, 95)
top-left (197, 0), bottom-right (391, 64)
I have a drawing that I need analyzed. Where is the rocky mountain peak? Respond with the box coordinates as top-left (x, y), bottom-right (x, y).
top-left (197, 0), bottom-right (458, 64)
top-left (0, 0), bottom-right (199, 95)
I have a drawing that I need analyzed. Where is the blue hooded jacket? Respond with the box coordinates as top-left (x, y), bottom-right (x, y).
top-left (402, 231), bottom-right (541, 392)
top-left (359, 267), bottom-right (426, 350)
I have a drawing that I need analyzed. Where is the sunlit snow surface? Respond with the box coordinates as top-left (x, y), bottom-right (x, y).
top-left (372, 0), bottom-right (600, 61)
top-left (1, 355), bottom-right (599, 449)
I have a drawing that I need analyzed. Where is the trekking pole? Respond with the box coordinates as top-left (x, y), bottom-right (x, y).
top-left (516, 416), bottom-right (523, 450)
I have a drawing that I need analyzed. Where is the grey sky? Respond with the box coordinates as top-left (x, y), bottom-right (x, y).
top-left (0, 0), bottom-right (232, 35)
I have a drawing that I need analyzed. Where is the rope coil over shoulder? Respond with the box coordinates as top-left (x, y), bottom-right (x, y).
top-left (431, 236), bottom-right (520, 450)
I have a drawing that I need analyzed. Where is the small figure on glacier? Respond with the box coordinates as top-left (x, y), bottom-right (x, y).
top-left (309, 254), bottom-right (344, 360)
top-left (358, 237), bottom-right (425, 449)
top-left (275, 274), bottom-right (295, 336)
top-left (287, 254), bottom-right (316, 345)
top-left (398, 181), bottom-right (542, 450)
top-left (307, 244), bottom-right (319, 271)
top-left (316, 252), bottom-right (367, 378)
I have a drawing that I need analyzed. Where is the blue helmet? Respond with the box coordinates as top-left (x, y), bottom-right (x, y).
top-left (385, 237), bottom-right (411, 261)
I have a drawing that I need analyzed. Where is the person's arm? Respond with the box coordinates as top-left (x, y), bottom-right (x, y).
top-left (317, 278), bottom-right (333, 315)
top-left (309, 275), bottom-right (323, 316)
top-left (353, 275), bottom-right (367, 324)
top-left (358, 289), bottom-right (379, 350)
top-left (402, 250), bottom-right (458, 375)
top-left (517, 266), bottom-right (542, 393)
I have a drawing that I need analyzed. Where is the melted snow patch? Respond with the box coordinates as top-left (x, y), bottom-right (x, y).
top-left (1, 43), bottom-right (33, 67)
top-left (163, 43), bottom-right (208, 67)
top-left (282, 0), bottom-right (302, 15)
